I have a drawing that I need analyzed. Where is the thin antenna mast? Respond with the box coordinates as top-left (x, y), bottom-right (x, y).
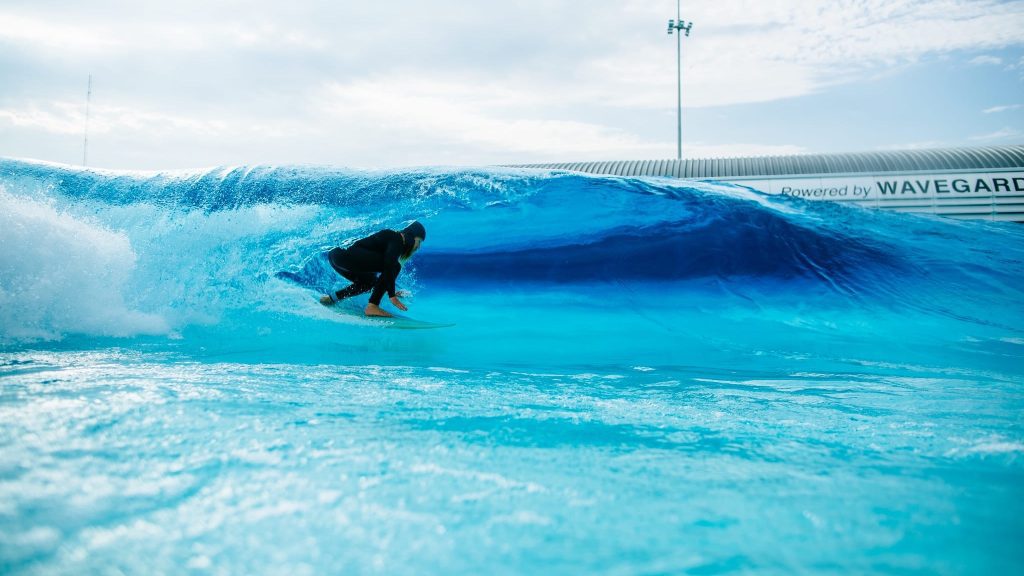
top-left (83, 75), bottom-right (92, 166)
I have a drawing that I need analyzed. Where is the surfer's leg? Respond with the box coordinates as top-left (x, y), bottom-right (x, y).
top-left (333, 281), bottom-right (373, 301)
top-left (320, 248), bottom-right (375, 304)
top-left (330, 270), bottom-right (377, 302)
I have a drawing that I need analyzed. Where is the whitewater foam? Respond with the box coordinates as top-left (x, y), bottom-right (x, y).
top-left (0, 188), bottom-right (168, 342)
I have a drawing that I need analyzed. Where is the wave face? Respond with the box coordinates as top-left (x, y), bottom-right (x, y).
top-left (1, 157), bottom-right (1023, 368)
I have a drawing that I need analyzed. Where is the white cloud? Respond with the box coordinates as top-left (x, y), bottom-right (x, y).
top-left (0, 101), bottom-right (230, 137)
top-left (0, 103), bottom-right (85, 135)
top-left (0, 12), bottom-right (120, 52)
top-left (680, 142), bottom-right (808, 158)
top-left (0, 8), bottom-right (329, 55)
top-left (595, 0), bottom-right (1024, 109)
top-left (984, 104), bottom-right (1023, 114)
top-left (5, 1), bottom-right (1022, 112)
top-left (876, 140), bottom-right (949, 151)
top-left (969, 127), bottom-right (1023, 141)
top-left (1, 0), bottom-right (1024, 168)
top-left (969, 55), bottom-right (1003, 66)
top-left (317, 78), bottom-right (668, 160)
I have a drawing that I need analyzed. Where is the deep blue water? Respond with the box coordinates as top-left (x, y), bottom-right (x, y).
top-left (1, 158), bottom-right (1023, 574)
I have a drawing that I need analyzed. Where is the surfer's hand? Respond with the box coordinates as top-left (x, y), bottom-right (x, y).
top-left (319, 295), bottom-right (335, 306)
top-left (390, 296), bottom-right (408, 312)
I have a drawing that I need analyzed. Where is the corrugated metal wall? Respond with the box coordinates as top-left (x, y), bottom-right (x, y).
top-left (513, 145), bottom-right (1024, 178)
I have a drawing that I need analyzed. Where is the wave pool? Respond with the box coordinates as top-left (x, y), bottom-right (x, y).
top-left (1, 158), bottom-right (1023, 574)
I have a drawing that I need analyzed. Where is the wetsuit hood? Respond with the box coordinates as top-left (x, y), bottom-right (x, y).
top-left (401, 221), bottom-right (426, 241)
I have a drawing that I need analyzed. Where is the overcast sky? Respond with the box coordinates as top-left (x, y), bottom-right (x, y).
top-left (1, 0), bottom-right (1023, 170)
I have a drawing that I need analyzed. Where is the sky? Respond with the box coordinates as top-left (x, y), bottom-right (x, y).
top-left (0, 0), bottom-right (1022, 170)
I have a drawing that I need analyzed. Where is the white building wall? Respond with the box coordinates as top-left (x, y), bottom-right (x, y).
top-left (716, 169), bottom-right (1024, 221)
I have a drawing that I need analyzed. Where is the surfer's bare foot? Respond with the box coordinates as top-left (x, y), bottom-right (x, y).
top-left (364, 303), bottom-right (393, 317)
top-left (320, 295), bottom-right (335, 306)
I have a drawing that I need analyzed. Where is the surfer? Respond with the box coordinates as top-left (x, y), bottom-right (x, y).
top-left (319, 221), bottom-right (426, 318)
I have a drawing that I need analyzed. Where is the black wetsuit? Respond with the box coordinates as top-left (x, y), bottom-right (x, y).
top-left (327, 230), bottom-right (408, 305)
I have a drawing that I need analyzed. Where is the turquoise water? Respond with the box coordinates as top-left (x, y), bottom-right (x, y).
top-left (1, 158), bottom-right (1023, 574)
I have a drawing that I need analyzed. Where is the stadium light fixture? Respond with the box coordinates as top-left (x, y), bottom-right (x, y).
top-left (667, 1), bottom-right (693, 160)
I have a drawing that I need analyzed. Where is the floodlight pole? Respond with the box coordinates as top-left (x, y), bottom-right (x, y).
top-left (667, 1), bottom-right (692, 160)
